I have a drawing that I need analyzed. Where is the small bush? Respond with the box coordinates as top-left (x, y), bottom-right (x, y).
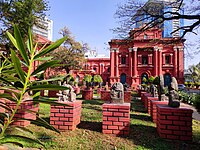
top-left (193, 94), bottom-right (200, 112)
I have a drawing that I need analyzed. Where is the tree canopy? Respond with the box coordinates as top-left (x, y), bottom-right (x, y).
top-left (0, 0), bottom-right (49, 43)
top-left (49, 27), bottom-right (87, 74)
top-left (113, 0), bottom-right (200, 38)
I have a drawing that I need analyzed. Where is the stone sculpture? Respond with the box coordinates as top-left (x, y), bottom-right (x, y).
top-left (150, 84), bottom-right (158, 97)
top-left (158, 75), bottom-right (166, 101)
top-left (168, 77), bottom-right (180, 108)
top-left (57, 82), bottom-right (76, 102)
top-left (110, 82), bottom-right (124, 103)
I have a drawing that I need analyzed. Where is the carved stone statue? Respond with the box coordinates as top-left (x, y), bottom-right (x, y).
top-left (150, 84), bottom-right (158, 97)
top-left (158, 75), bottom-right (166, 101)
top-left (168, 77), bottom-right (180, 108)
top-left (110, 82), bottom-right (124, 103)
top-left (57, 82), bottom-right (76, 102)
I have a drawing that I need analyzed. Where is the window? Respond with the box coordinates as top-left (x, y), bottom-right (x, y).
top-left (142, 56), bottom-right (148, 65)
top-left (93, 67), bottom-right (96, 71)
top-left (121, 57), bottom-right (126, 64)
top-left (165, 55), bottom-right (170, 64)
top-left (107, 67), bottom-right (110, 72)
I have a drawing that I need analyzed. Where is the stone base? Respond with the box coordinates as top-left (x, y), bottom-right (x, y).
top-left (102, 103), bottom-right (130, 136)
top-left (101, 90), bottom-right (111, 101)
top-left (156, 104), bottom-right (193, 141)
top-left (6, 101), bottom-right (39, 127)
top-left (150, 101), bottom-right (167, 123)
top-left (82, 90), bottom-right (93, 100)
top-left (50, 101), bottom-right (82, 131)
top-left (124, 91), bottom-right (131, 103)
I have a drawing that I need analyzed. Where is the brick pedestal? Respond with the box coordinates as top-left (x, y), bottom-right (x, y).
top-left (156, 104), bottom-right (193, 141)
top-left (138, 89), bottom-right (145, 97)
top-left (151, 101), bottom-right (167, 123)
top-left (48, 90), bottom-right (58, 98)
top-left (143, 93), bottom-right (152, 111)
top-left (147, 97), bottom-right (158, 115)
top-left (50, 101), bottom-right (82, 131)
top-left (102, 103), bottom-right (130, 136)
top-left (82, 90), bottom-right (93, 100)
top-left (6, 101), bottom-right (39, 127)
top-left (101, 90), bottom-right (111, 101)
top-left (141, 92), bottom-right (147, 103)
top-left (124, 91), bottom-right (131, 103)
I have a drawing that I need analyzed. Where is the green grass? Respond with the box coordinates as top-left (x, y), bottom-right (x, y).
top-left (5, 96), bottom-right (200, 150)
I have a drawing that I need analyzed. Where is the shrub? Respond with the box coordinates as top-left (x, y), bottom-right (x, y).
top-left (148, 76), bottom-right (155, 84)
top-left (153, 76), bottom-right (159, 85)
top-left (193, 94), bottom-right (200, 112)
top-left (83, 74), bottom-right (92, 89)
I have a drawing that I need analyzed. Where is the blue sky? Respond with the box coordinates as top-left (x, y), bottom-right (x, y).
top-left (47, 0), bottom-right (122, 56)
top-left (47, 0), bottom-right (199, 68)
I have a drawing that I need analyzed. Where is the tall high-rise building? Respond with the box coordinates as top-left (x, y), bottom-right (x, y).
top-left (135, 0), bottom-right (184, 37)
top-left (32, 17), bottom-right (53, 41)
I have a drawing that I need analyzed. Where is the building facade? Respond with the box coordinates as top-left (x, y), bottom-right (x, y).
top-left (109, 27), bottom-right (184, 88)
top-left (32, 17), bottom-right (53, 41)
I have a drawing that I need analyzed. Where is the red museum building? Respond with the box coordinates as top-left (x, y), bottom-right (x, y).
top-left (79, 27), bottom-right (184, 88)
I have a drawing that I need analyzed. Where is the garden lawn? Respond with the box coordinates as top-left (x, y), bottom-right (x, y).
top-left (11, 96), bottom-right (200, 150)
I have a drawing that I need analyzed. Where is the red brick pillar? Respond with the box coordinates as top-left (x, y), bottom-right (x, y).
top-left (143, 93), bottom-right (151, 111)
top-left (100, 90), bottom-right (111, 101)
top-left (141, 91), bottom-right (147, 103)
top-left (150, 101), bottom-right (167, 123)
top-left (6, 101), bottom-right (39, 127)
top-left (156, 104), bottom-right (193, 141)
top-left (129, 48), bottom-right (133, 77)
top-left (82, 89), bottom-right (93, 100)
top-left (102, 103), bottom-right (130, 136)
top-left (173, 47), bottom-right (178, 77)
top-left (115, 49), bottom-right (119, 81)
top-left (158, 48), bottom-right (162, 75)
top-left (110, 48), bottom-right (115, 77)
top-left (147, 97), bottom-right (158, 115)
top-left (133, 47), bottom-right (138, 77)
top-left (177, 46), bottom-right (184, 82)
top-left (124, 91), bottom-right (131, 103)
top-left (153, 47), bottom-right (158, 76)
top-left (50, 101), bottom-right (82, 131)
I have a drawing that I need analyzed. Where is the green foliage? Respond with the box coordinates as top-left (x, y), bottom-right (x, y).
top-left (93, 75), bottom-right (103, 83)
top-left (178, 91), bottom-right (196, 105)
top-left (48, 27), bottom-right (86, 74)
top-left (0, 0), bottom-right (49, 43)
top-left (0, 25), bottom-right (69, 148)
top-left (193, 94), bottom-right (200, 112)
top-left (83, 74), bottom-right (92, 89)
top-left (148, 76), bottom-right (155, 84)
top-left (142, 77), bottom-right (147, 83)
top-left (153, 76), bottom-right (159, 85)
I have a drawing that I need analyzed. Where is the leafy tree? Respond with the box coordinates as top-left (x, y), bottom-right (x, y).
top-left (187, 62), bottom-right (200, 83)
top-left (93, 75), bottom-right (103, 87)
top-left (0, 0), bottom-right (49, 43)
top-left (148, 76), bottom-right (155, 84)
top-left (0, 25), bottom-right (69, 148)
top-left (113, 0), bottom-right (200, 38)
top-left (49, 27), bottom-right (86, 74)
top-left (83, 74), bottom-right (92, 89)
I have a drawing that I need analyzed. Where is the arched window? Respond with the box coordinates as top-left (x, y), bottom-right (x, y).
top-left (120, 73), bottom-right (126, 84)
top-left (164, 73), bottom-right (171, 87)
top-left (141, 73), bottom-right (148, 84)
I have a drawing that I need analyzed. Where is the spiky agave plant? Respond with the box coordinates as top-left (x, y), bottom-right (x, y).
top-left (0, 25), bottom-right (70, 148)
